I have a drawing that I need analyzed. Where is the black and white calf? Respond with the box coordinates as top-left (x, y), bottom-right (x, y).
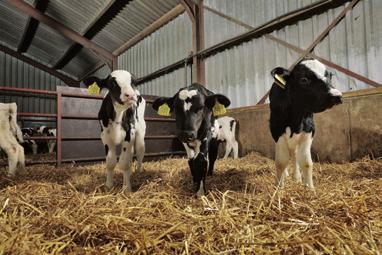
top-left (0, 103), bottom-right (25, 176)
top-left (216, 116), bottom-right (238, 159)
top-left (269, 58), bottom-right (343, 189)
top-left (21, 127), bottom-right (38, 155)
top-left (36, 126), bottom-right (56, 154)
top-left (152, 83), bottom-right (230, 197)
top-left (84, 70), bottom-right (146, 192)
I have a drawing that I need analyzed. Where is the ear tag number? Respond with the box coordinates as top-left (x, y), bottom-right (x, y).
top-left (213, 102), bottom-right (226, 116)
top-left (158, 103), bottom-right (171, 116)
top-left (274, 74), bottom-right (286, 89)
top-left (88, 82), bottom-right (100, 95)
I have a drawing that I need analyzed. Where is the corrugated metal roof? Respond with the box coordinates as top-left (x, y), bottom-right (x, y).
top-left (118, 12), bottom-right (192, 77)
top-left (27, 23), bottom-right (73, 66)
top-left (62, 48), bottom-right (100, 78)
top-left (0, 1), bottom-right (29, 49)
top-left (45, 0), bottom-right (113, 34)
top-left (93, 0), bottom-right (179, 52)
top-left (0, 0), bottom-right (180, 81)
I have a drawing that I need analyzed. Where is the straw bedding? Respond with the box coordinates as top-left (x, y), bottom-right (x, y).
top-left (0, 153), bottom-right (381, 254)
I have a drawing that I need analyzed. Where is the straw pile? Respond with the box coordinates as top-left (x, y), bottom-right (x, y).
top-left (0, 153), bottom-right (381, 254)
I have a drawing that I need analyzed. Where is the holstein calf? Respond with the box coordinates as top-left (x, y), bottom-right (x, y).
top-left (0, 103), bottom-right (25, 176)
top-left (216, 116), bottom-right (239, 159)
top-left (269, 58), bottom-right (343, 189)
top-left (37, 126), bottom-right (56, 153)
top-left (21, 127), bottom-right (38, 155)
top-left (84, 70), bottom-right (146, 192)
top-left (152, 83), bottom-right (230, 197)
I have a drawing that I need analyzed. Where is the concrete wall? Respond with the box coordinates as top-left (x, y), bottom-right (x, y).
top-left (227, 88), bottom-right (382, 162)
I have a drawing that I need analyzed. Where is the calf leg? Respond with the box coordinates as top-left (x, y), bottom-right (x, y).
top-left (292, 149), bottom-right (302, 182)
top-left (232, 140), bottom-right (239, 159)
top-left (297, 134), bottom-right (314, 189)
top-left (48, 141), bottom-right (55, 153)
top-left (119, 142), bottom-right (134, 192)
top-left (223, 141), bottom-right (232, 159)
top-left (275, 138), bottom-right (290, 188)
top-left (134, 132), bottom-right (145, 172)
top-left (17, 145), bottom-right (25, 172)
top-left (207, 139), bottom-right (219, 176)
top-left (193, 153), bottom-right (208, 197)
top-left (105, 144), bottom-right (117, 190)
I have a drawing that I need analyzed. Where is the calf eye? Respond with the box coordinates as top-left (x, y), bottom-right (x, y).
top-left (299, 77), bottom-right (310, 85)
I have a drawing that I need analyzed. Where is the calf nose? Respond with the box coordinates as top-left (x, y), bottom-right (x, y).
top-left (331, 96), bottom-right (343, 105)
top-left (180, 131), bottom-right (195, 141)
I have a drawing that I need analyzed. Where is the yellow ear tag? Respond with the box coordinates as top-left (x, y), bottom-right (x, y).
top-left (88, 82), bottom-right (100, 95)
top-left (158, 103), bottom-right (171, 116)
top-left (274, 74), bottom-right (286, 89)
top-left (213, 102), bottom-right (226, 116)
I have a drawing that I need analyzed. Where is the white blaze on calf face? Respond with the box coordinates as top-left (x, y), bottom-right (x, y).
top-left (111, 70), bottom-right (137, 104)
top-left (178, 89), bottom-right (198, 111)
top-left (301, 59), bottom-right (327, 82)
top-left (329, 88), bottom-right (342, 97)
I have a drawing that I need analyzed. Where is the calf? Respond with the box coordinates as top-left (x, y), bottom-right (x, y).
top-left (216, 116), bottom-right (239, 159)
top-left (152, 83), bottom-right (230, 197)
top-left (0, 103), bottom-right (25, 176)
top-left (269, 58), bottom-right (343, 189)
top-left (84, 70), bottom-right (146, 192)
top-left (21, 127), bottom-right (38, 155)
top-left (37, 126), bottom-right (56, 153)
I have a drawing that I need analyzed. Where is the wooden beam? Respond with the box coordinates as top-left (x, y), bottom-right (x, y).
top-left (113, 4), bottom-right (185, 56)
top-left (7, 0), bottom-right (115, 62)
top-left (18, 0), bottom-right (49, 52)
top-left (54, 0), bottom-right (130, 69)
top-left (0, 44), bottom-right (79, 86)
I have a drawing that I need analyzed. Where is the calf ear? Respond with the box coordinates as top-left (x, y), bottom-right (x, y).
top-left (205, 94), bottom-right (231, 116)
top-left (152, 97), bottom-right (175, 116)
top-left (83, 76), bottom-right (113, 89)
top-left (271, 67), bottom-right (290, 87)
top-left (205, 94), bottom-right (231, 109)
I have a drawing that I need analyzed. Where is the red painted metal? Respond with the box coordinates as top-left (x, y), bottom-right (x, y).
top-left (0, 86), bottom-right (57, 95)
top-left (24, 136), bottom-right (57, 140)
top-left (56, 92), bottom-right (62, 166)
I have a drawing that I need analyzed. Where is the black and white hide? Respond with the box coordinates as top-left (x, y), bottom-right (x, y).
top-left (269, 58), bottom-right (343, 189)
top-left (21, 127), bottom-right (38, 155)
top-left (152, 83), bottom-right (231, 197)
top-left (0, 103), bottom-right (25, 176)
top-left (37, 126), bottom-right (56, 153)
top-left (216, 116), bottom-right (238, 159)
top-left (84, 70), bottom-right (146, 192)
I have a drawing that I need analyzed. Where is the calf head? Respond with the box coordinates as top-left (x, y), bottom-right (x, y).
top-left (271, 59), bottom-right (343, 113)
top-left (152, 84), bottom-right (230, 142)
top-left (83, 70), bottom-right (137, 107)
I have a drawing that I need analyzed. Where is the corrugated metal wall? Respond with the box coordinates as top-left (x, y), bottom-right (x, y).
top-left (204, 0), bottom-right (382, 107)
top-left (0, 51), bottom-right (65, 114)
top-left (118, 12), bottom-right (193, 96)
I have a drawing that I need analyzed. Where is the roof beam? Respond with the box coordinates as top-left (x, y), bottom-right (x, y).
top-left (7, 0), bottom-right (115, 62)
top-left (0, 44), bottom-right (79, 86)
top-left (54, 0), bottom-right (131, 69)
top-left (18, 0), bottom-right (49, 52)
top-left (114, 4), bottom-right (185, 56)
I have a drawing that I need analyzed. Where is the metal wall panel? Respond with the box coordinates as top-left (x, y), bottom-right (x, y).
top-left (204, 0), bottom-right (323, 48)
top-left (204, 1), bottom-right (382, 108)
top-left (0, 52), bottom-right (65, 114)
top-left (118, 12), bottom-right (192, 96)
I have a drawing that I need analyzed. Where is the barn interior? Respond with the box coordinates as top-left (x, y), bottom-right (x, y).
top-left (0, 0), bottom-right (381, 254)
